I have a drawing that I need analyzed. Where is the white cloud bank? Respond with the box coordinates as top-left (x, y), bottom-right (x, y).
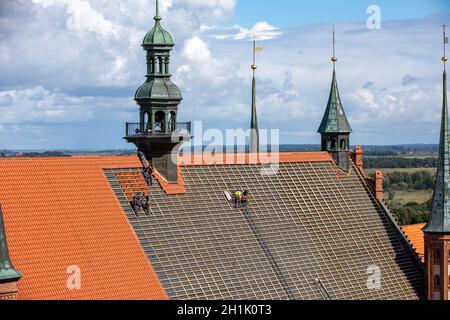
top-left (0, 0), bottom-right (449, 148)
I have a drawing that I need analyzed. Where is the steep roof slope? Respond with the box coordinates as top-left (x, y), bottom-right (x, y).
top-left (107, 153), bottom-right (424, 300)
top-left (0, 157), bottom-right (166, 300)
top-left (402, 223), bottom-right (426, 262)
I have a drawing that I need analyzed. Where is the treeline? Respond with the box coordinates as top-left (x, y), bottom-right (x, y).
top-left (364, 157), bottom-right (437, 169)
top-left (392, 200), bottom-right (431, 226)
top-left (380, 171), bottom-right (435, 226)
top-left (22, 151), bottom-right (70, 158)
top-left (384, 171), bottom-right (435, 192)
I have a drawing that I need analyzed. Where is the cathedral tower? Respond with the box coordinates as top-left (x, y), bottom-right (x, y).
top-left (423, 25), bottom-right (450, 301)
top-left (125, 0), bottom-right (191, 182)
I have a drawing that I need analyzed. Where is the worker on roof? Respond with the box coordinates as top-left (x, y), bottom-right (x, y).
top-left (142, 193), bottom-right (150, 214)
top-left (241, 190), bottom-right (250, 208)
top-left (145, 165), bottom-right (154, 186)
top-left (234, 190), bottom-right (242, 208)
top-left (133, 193), bottom-right (143, 214)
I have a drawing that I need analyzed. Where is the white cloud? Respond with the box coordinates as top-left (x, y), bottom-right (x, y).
top-left (0, 1), bottom-right (449, 148)
top-left (348, 83), bottom-right (441, 125)
top-left (211, 22), bottom-right (282, 41)
top-left (175, 36), bottom-right (234, 87)
top-left (0, 87), bottom-right (95, 124)
top-left (32, 0), bottom-right (120, 37)
top-left (0, 86), bottom-right (135, 125)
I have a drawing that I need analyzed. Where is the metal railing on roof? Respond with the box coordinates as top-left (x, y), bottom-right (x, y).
top-left (126, 122), bottom-right (192, 137)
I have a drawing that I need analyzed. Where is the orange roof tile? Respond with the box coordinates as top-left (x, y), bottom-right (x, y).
top-left (0, 156), bottom-right (167, 300)
top-left (401, 223), bottom-right (426, 262)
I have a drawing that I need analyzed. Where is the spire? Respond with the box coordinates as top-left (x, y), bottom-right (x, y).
top-left (331, 26), bottom-right (337, 70)
top-left (155, 0), bottom-right (161, 21)
top-left (424, 25), bottom-right (450, 233)
top-left (250, 35), bottom-right (260, 154)
top-left (318, 28), bottom-right (352, 134)
top-left (0, 206), bottom-right (22, 282)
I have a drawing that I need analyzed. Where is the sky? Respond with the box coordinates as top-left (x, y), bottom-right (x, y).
top-left (0, 0), bottom-right (450, 150)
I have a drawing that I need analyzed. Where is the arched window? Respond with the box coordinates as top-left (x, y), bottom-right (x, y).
top-left (169, 111), bottom-right (176, 132)
top-left (340, 139), bottom-right (347, 150)
top-left (434, 275), bottom-right (441, 292)
top-left (143, 112), bottom-right (151, 133)
top-left (330, 139), bottom-right (337, 150)
top-left (434, 249), bottom-right (441, 265)
top-left (155, 111), bottom-right (166, 133)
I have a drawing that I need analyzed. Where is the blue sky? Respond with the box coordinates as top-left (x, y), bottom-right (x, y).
top-left (0, 0), bottom-right (450, 150)
top-left (233, 0), bottom-right (449, 27)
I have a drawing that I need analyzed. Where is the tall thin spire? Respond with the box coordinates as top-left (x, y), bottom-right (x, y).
top-left (424, 25), bottom-right (450, 233)
top-left (318, 27), bottom-right (351, 135)
top-left (250, 34), bottom-right (260, 154)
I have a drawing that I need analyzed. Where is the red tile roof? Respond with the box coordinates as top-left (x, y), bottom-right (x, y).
top-left (0, 152), bottom-right (337, 298)
top-left (0, 156), bottom-right (167, 300)
top-left (401, 223), bottom-right (426, 262)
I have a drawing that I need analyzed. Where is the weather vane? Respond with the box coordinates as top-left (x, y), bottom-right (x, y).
top-left (443, 24), bottom-right (448, 70)
top-left (251, 34), bottom-right (263, 76)
top-left (331, 26), bottom-right (338, 68)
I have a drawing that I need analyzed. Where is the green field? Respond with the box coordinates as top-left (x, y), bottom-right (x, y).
top-left (373, 167), bottom-right (435, 206)
top-left (386, 190), bottom-right (433, 206)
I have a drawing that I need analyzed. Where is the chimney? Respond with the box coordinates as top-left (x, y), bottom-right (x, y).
top-left (0, 282), bottom-right (20, 300)
top-left (375, 170), bottom-right (384, 202)
top-left (354, 146), bottom-right (363, 172)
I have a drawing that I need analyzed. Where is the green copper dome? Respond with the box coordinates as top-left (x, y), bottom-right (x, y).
top-left (135, 78), bottom-right (182, 101)
top-left (143, 18), bottom-right (174, 46)
top-left (143, 0), bottom-right (173, 46)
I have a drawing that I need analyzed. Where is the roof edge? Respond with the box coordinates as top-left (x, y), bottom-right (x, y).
top-left (178, 152), bottom-right (333, 167)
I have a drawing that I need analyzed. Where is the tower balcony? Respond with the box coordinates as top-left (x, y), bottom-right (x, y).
top-left (125, 122), bottom-right (192, 138)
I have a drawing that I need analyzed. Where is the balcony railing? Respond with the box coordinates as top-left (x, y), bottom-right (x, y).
top-left (126, 122), bottom-right (192, 137)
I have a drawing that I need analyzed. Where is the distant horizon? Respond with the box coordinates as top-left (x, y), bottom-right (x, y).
top-left (0, 143), bottom-right (439, 153)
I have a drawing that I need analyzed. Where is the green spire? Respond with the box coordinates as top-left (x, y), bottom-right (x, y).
top-left (250, 36), bottom-right (260, 153)
top-left (0, 206), bottom-right (22, 282)
top-left (318, 28), bottom-right (351, 134)
top-left (318, 70), bottom-right (352, 134)
top-left (424, 25), bottom-right (450, 233)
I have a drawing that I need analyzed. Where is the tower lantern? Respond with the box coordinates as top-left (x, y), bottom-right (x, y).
top-left (125, 0), bottom-right (191, 182)
top-left (318, 27), bottom-right (352, 172)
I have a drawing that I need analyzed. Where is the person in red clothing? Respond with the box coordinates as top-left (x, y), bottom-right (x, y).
top-left (240, 190), bottom-right (250, 208)
top-left (145, 165), bottom-right (154, 186)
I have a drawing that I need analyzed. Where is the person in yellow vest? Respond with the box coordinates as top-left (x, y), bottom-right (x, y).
top-left (234, 191), bottom-right (242, 208)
